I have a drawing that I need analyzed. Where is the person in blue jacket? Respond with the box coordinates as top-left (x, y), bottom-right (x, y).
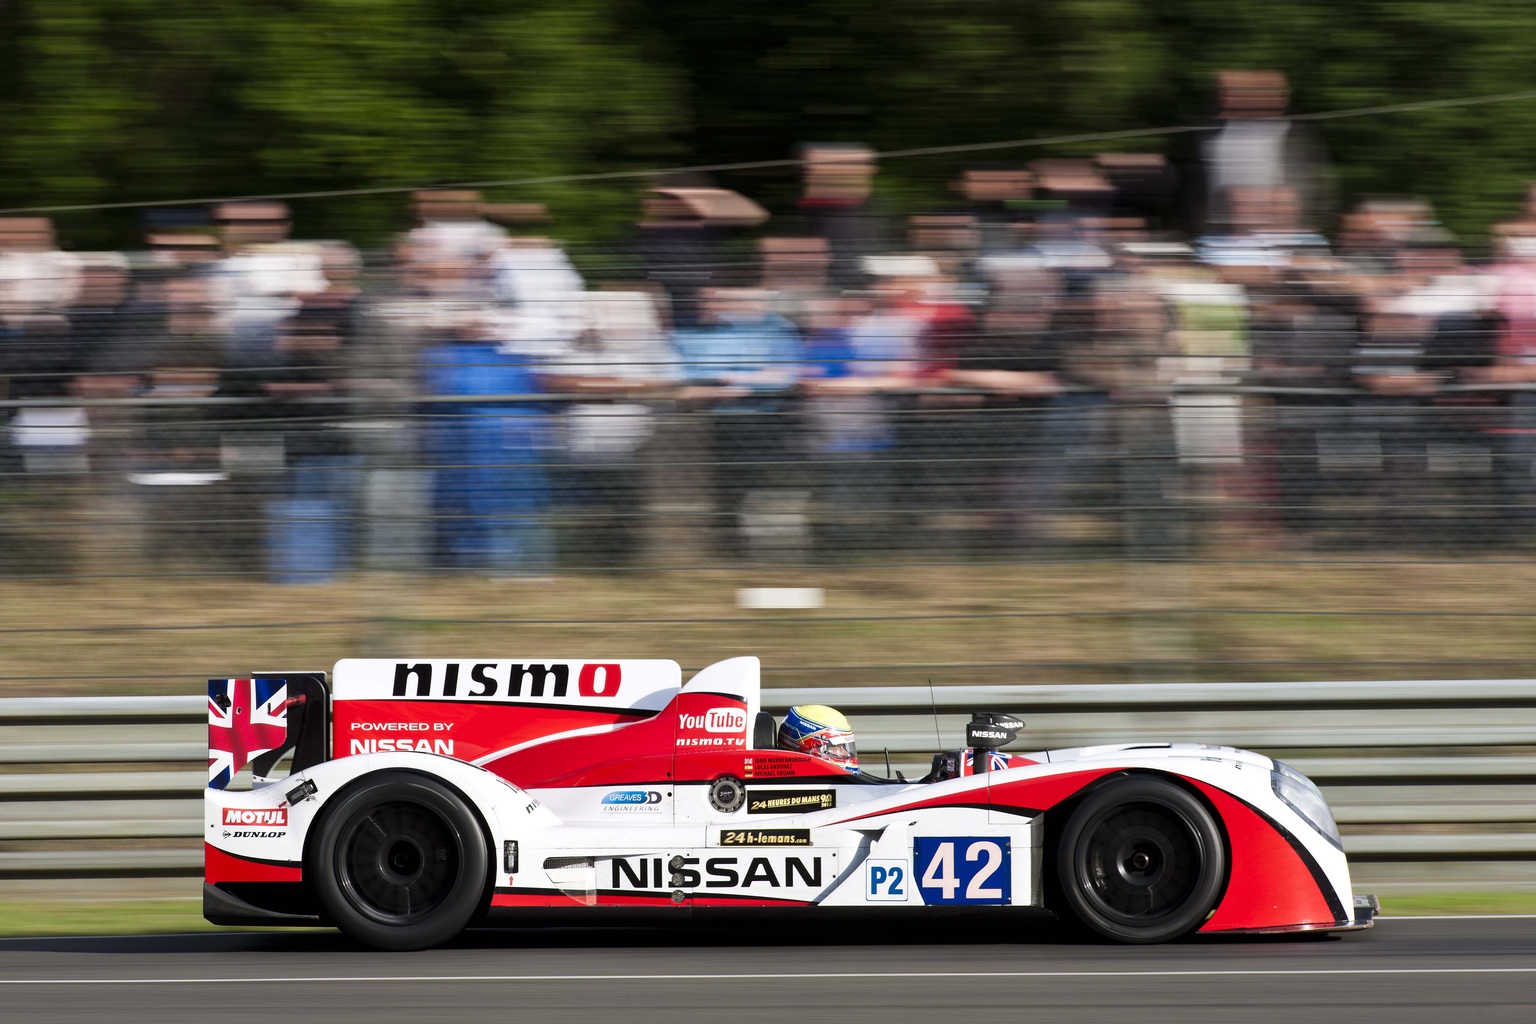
top-left (420, 331), bottom-right (556, 574)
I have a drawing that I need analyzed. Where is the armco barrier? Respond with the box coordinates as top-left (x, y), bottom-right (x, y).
top-left (2, 681), bottom-right (1534, 888)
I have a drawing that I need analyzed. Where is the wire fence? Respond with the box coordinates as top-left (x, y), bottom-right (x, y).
top-left (4, 238), bottom-right (1536, 691)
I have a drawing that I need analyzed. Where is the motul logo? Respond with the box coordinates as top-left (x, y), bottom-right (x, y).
top-left (222, 807), bottom-right (288, 827)
top-left (680, 709), bottom-right (746, 734)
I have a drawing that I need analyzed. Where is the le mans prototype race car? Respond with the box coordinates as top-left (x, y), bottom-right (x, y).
top-left (205, 657), bottom-right (1377, 949)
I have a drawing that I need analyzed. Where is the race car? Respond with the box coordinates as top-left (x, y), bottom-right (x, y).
top-left (204, 656), bottom-right (1377, 949)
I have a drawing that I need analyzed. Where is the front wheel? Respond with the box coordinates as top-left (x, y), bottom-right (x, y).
top-left (310, 771), bottom-right (489, 950)
top-left (1056, 775), bottom-right (1226, 943)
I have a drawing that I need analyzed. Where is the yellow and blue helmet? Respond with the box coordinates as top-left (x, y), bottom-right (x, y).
top-left (777, 704), bottom-right (859, 775)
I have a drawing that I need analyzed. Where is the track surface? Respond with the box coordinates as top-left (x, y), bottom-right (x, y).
top-left (0, 916), bottom-right (1532, 1023)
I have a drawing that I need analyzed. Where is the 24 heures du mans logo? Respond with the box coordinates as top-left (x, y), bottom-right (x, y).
top-left (746, 789), bottom-right (836, 814)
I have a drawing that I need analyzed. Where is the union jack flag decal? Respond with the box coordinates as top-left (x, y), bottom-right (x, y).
top-left (962, 750), bottom-right (1014, 774)
top-left (208, 678), bottom-right (290, 789)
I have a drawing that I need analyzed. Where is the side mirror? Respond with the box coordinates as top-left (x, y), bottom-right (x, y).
top-left (979, 712), bottom-right (1024, 733)
top-left (966, 714), bottom-right (1020, 750)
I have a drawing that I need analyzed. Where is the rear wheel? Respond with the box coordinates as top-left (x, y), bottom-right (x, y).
top-left (1056, 776), bottom-right (1225, 943)
top-left (311, 771), bottom-right (488, 950)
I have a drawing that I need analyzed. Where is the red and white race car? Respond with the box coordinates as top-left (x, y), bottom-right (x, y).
top-left (204, 657), bottom-right (1376, 949)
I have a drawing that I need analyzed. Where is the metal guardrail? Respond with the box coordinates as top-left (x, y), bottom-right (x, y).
top-left (1, 681), bottom-right (1534, 878)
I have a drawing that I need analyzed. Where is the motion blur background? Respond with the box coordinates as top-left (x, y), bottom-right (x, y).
top-left (4, 2), bottom-right (1536, 917)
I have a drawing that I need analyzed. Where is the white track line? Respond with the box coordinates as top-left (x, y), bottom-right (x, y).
top-left (3, 968), bottom-right (1536, 986)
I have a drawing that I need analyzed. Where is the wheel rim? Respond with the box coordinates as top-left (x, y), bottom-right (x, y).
top-left (1076, 800), bottom-right (1204, 925)
top-left (335, 800), bottom-right (462, 924)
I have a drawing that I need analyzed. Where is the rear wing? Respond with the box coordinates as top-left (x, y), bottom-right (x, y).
top-left (208, 660), bottom-right (684, 786)
top-left (331, 659), bottom-right (682, 764)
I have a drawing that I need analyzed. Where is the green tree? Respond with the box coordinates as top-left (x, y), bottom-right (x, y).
top-left (634, 0), bottom-right (1536, 239)
top-left (8, 1), bottom-right (1536, 245)
top-left (0, 0), bottom-right (684, 245)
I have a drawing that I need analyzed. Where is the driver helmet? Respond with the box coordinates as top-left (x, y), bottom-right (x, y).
top-left (778, 704), bottom-right (859, 775)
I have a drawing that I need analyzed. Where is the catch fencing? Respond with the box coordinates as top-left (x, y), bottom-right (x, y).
top-left (6, 250), bottom-right (1536, 691)
top-left (3, 680), bottom-right (1533, 890)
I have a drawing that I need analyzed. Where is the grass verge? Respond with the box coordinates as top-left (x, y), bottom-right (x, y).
top-left (1377, 891), bottom-right (1536, 916)
top-left (1, 891), bottom-right (1534, 937)
top-left (4, 558), bottom-right (1536, 695)
top-left (0, 899), bottom-right (225, 937)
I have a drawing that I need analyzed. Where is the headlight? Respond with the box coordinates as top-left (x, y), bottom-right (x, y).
top-left (1271, 761), bottom-right (1342, 850)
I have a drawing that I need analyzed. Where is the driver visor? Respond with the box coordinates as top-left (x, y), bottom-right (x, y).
top-left (820, 735), bottom-right (857, 763)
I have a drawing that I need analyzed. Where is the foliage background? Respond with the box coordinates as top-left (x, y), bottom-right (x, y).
top-left (4, 1), bottom-right (1536, 245)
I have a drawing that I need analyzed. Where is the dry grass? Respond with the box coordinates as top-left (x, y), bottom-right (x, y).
top-left (1, 557), bottom-right (1532, 696)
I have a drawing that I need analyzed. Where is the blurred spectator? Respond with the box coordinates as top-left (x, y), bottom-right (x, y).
top-left (490, 233), bottom-right (588, 360)
top-left (948, 259), bottom-right (1064, 394)
top-left (129, 274), bottom-right (236, 566)
top-left (1028, 159), bottom-right (1115, 222)
top-left (673, 288), bottom-right (802, 556)
top-left (950, 165), bottom-right (1035, 252)
top-left (215, 201), bottom-right (328, 374)
top-left (760, 236), bottom-right (833, 328)
top-left (907, 214), bottom-right (983, 284)
top-left (540, 291), bottom-right (681, 565)
top-left (1491, 224), bottom-right (1536, 383)
top-left (798, 143), bottom-right (889, 288)
top-left (260, 301), bottom-right (357, 476)
top-left (1340, 220), bottom-right (1503, 544)
top-left (421, 313), bottom-right (556, 575)
top-left (1485, 224), bottom-right (1536, 530)
top-left (1095, 153), bottom-right (1179, 226)
top-left (1247, 280), bottom-right (1358, 534)
top-left (69, 254), bottom-right (141, 396)
top-left (857, 255), bottom-right (975, 383)
top-left (409, 190), bottom-right (507, 272)
top-left (640, 185), bottom-right (768, 328)
top-left (19, 114), bottom-right (1536, 573)
top-left (1201, 70), bottom-right (1334, 232)
top-left (1, 217), bottom-right (82, 413)
top-left (673, 287), bottom-right (800, 392)
top-left (0, 218), bottom-right (80, 314)
top-left (1030, 279), bottom-right (1180, 547)
top-left (946, 263), bottom-right (1065, 548)
top-left (800, 292), bottom-right (925, 554)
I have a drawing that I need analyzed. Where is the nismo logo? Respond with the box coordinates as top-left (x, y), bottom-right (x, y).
top-left (389, 662), bottom-right (622, 700)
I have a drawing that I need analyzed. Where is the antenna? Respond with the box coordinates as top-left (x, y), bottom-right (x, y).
top-left (927, 678), bottom-right (942, 750)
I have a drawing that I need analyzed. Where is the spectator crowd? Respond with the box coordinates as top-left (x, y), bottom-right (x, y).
top-left (6, 70), bottom-right (1536, 578)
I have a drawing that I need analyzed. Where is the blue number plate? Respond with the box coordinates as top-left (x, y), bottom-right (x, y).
top-left (912, 836), bottom-right (1011, 906)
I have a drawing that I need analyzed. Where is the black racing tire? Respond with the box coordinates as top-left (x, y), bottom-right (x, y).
top-left (1055, 775), bottom-right (1226, 943)
top-left (309, 771), bottom-right (489, 951)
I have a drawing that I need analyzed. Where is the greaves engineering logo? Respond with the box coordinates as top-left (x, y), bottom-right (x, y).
top-left (601, 790), bottom-right (666, 813)
top-left (677, 707), bottom-right (748, 748)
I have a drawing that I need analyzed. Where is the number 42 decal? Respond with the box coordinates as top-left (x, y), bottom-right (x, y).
top-left (912, 837), bottom-right (1012, 905)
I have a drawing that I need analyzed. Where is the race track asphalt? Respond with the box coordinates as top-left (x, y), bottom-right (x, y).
top-left (0, 915), bottom-right (1532, 1024)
